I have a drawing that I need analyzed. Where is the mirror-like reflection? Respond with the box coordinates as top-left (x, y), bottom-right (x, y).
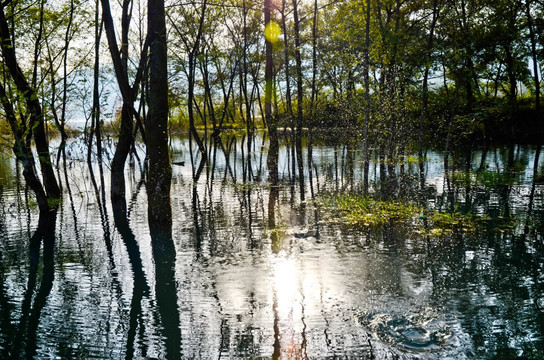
top-left (0, 135), bottom-right (543, 359)
top-left (1, 210), bottom-right (57, 359)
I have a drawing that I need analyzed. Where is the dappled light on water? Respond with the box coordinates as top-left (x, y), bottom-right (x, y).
top-left (0, 134), bottom-right (543, 358)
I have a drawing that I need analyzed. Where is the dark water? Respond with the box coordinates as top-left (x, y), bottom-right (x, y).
top-left (0, 134), bottom-right (543, 359)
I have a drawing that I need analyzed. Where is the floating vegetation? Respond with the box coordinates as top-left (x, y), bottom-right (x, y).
top-left (315, 193), bottom-right (515, 235)
top-left (427, 207), bottom-right (483, 233)
top-left (316, 194), bottom-right (420, 227)
top-left (477, 170), bottom-right (520, 187)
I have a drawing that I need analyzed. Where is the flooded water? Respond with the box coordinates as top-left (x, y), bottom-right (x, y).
top-left (0, 133), bottom-right (543, 359)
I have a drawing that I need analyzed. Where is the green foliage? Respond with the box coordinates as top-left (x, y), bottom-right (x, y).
top-left (317, 193), bottom-right (421, 227)
top-left (47, 196), bottom-right (63, 209)
top-left (428, 207), bottom-right (482, 233)
top-left (316, 191), bottom-right (521, 237)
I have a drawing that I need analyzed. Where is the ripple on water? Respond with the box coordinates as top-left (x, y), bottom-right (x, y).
top-left (360, 310), bottom-right (452, 352)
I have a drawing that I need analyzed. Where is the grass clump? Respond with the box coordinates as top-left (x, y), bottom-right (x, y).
top-left (425, 208), bottom-right (483, 234)
top-left (317, 194), bottom-right (421, 227)
top-left (317, 193), bottom-right (500, 235)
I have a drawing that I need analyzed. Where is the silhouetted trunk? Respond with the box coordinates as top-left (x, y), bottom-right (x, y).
top-left (308, 0), bottom-right (318, 197)
top-left (0, 5), bottom-right (60, 202)
top-left (147, 0), bottom-right (172, 234)
top-left (292, 0), bottom-right (305, 201)
top-left (243, 0), bottom-right (253, 136)
top-left (280, 0), bottom-right (296, 186)
top-left (265, 0), bottom-right (278, 185)
top-left (111, 104), bottom-right (133, 217)
top-left (201, 54), bottom-right (218, 136)
top-left (59, 0), bottom-right (74, 146)
top-left (101, 0), bottom-right (149, 216)
top-left (459, 0), bottom-right (478, 113)
top-left (0, 84), bottom-right (50, 212)
top-left (525, 0), bottom-right (541, 140)
top-left (281, 0), bottom-right (294, 126)
top-left (147, 6), bottom-right (180, 358)
top-left (185, 0), bottom-right (208, 158)
top-left (363, 0), bottom-right (371, 192)
top-left (503, 44), bottom-right (518, 112)
top-left (419, 0), bottom-right (439, 160)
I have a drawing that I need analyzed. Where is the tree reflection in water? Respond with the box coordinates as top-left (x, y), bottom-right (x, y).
top-left (0, 137), bottom-right (542, 358)
top-left (2, 210), bottom-right (57, 359)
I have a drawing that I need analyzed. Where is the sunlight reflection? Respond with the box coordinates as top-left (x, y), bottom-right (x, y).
top-left (272, 252), bottom-right (308, 359)
top-left (273, 254), bottom-right (299, 315)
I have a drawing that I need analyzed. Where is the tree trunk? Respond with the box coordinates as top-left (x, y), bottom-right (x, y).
top-left (281, 0), bottom-right (294, 126)
top-left (0, 84), bottom-right (50, 212)
top-left (0, 5), bottom-right (60, 201)
top-left (147, 0), bottom-right (172, 234)
top-left (186, 1), bottom-right (208, 158)
top-left (292, 0), bottom-right (305, 201)
top-left (525, 0), bottom-right (541, 140)
top-left (419, 0), bottom-right (439, 161)
top-left (243, 0), bottom-right (253, 137)
top-left (308, 0), bottom-right (318, 197)
top-left (265, 0), bottom-right (278, 185)
top-left (363, 0), bottom-right (371, 192)
top-left (101, 0), bottom-right (150, 215)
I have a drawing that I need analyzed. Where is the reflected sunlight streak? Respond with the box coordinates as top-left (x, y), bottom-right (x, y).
top-left (273, 254), bottom-right (299, 315)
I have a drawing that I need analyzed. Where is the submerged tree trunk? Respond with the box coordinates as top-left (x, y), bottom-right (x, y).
top-left (0, 5), bottom-right (60, 203)
top-left (146, 5), bottom-right (180, 354)
top-left (101, 0), bottom-right (136, 216)
top-left (419, 0), bottom-right (439, 161)
top-left (186, 0), bottom-right (208, 158)
top-left (363, 0), bottom-right (371, 192)
top-left (308, 0), bottom-right (318, 197)
top-left (281, 0), bottom-right (294, 128)
top-left (0, 85), bottom-right (50, 212)
top-left (147, 0), bottom-right (172, 234)
top-left (525, 0), bottom-right (541, 140)
top-left (265, 0), bottom-right (278, 185)
top-left (292, 0), bottom-right (305, 201)
top-left (280, 0), bottom-right (297, 186)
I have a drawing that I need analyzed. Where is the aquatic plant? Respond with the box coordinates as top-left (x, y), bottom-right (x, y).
top-left (316, 193), bottom-right (421, 227)
top-left (316, 193), bottom-right (513, 236)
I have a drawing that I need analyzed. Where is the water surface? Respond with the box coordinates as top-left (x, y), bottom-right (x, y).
top-left (0, 134), bottom-right (543, 359)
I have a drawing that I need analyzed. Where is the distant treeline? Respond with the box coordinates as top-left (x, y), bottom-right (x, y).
top-left (0, 0), bottom-right (543, 211)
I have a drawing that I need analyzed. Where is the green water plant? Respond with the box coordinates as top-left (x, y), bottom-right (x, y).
top-left (317, 193), bottom-right (421, 227)
top-left (316, 193), bottom-right (507, 236)
top-left (427, 207), bottom-right (483, 233)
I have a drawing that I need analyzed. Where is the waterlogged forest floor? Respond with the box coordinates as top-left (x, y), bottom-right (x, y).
top-left (316, 192), bottom-right (523, 237)
top-left (315, 162), bottom-right (543, 238)
top-left (1, 136), bottom-right (543, 359)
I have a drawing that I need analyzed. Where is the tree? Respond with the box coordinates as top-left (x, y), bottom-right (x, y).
top-left (147, 0), bottom-right (172, 233)
top-left (100, 0), bottom-right (148, 217)
top-left (418, 0), bottom-right (441, 161)
top-left (265, 0), bottom-right (279, 185)
top-left (0, 1), bottom-right (61, 211)
top-left (292, 0), bottom-right (305, 201)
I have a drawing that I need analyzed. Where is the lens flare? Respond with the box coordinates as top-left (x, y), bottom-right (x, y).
top-left (265, 21), bottom-right (281, 43)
